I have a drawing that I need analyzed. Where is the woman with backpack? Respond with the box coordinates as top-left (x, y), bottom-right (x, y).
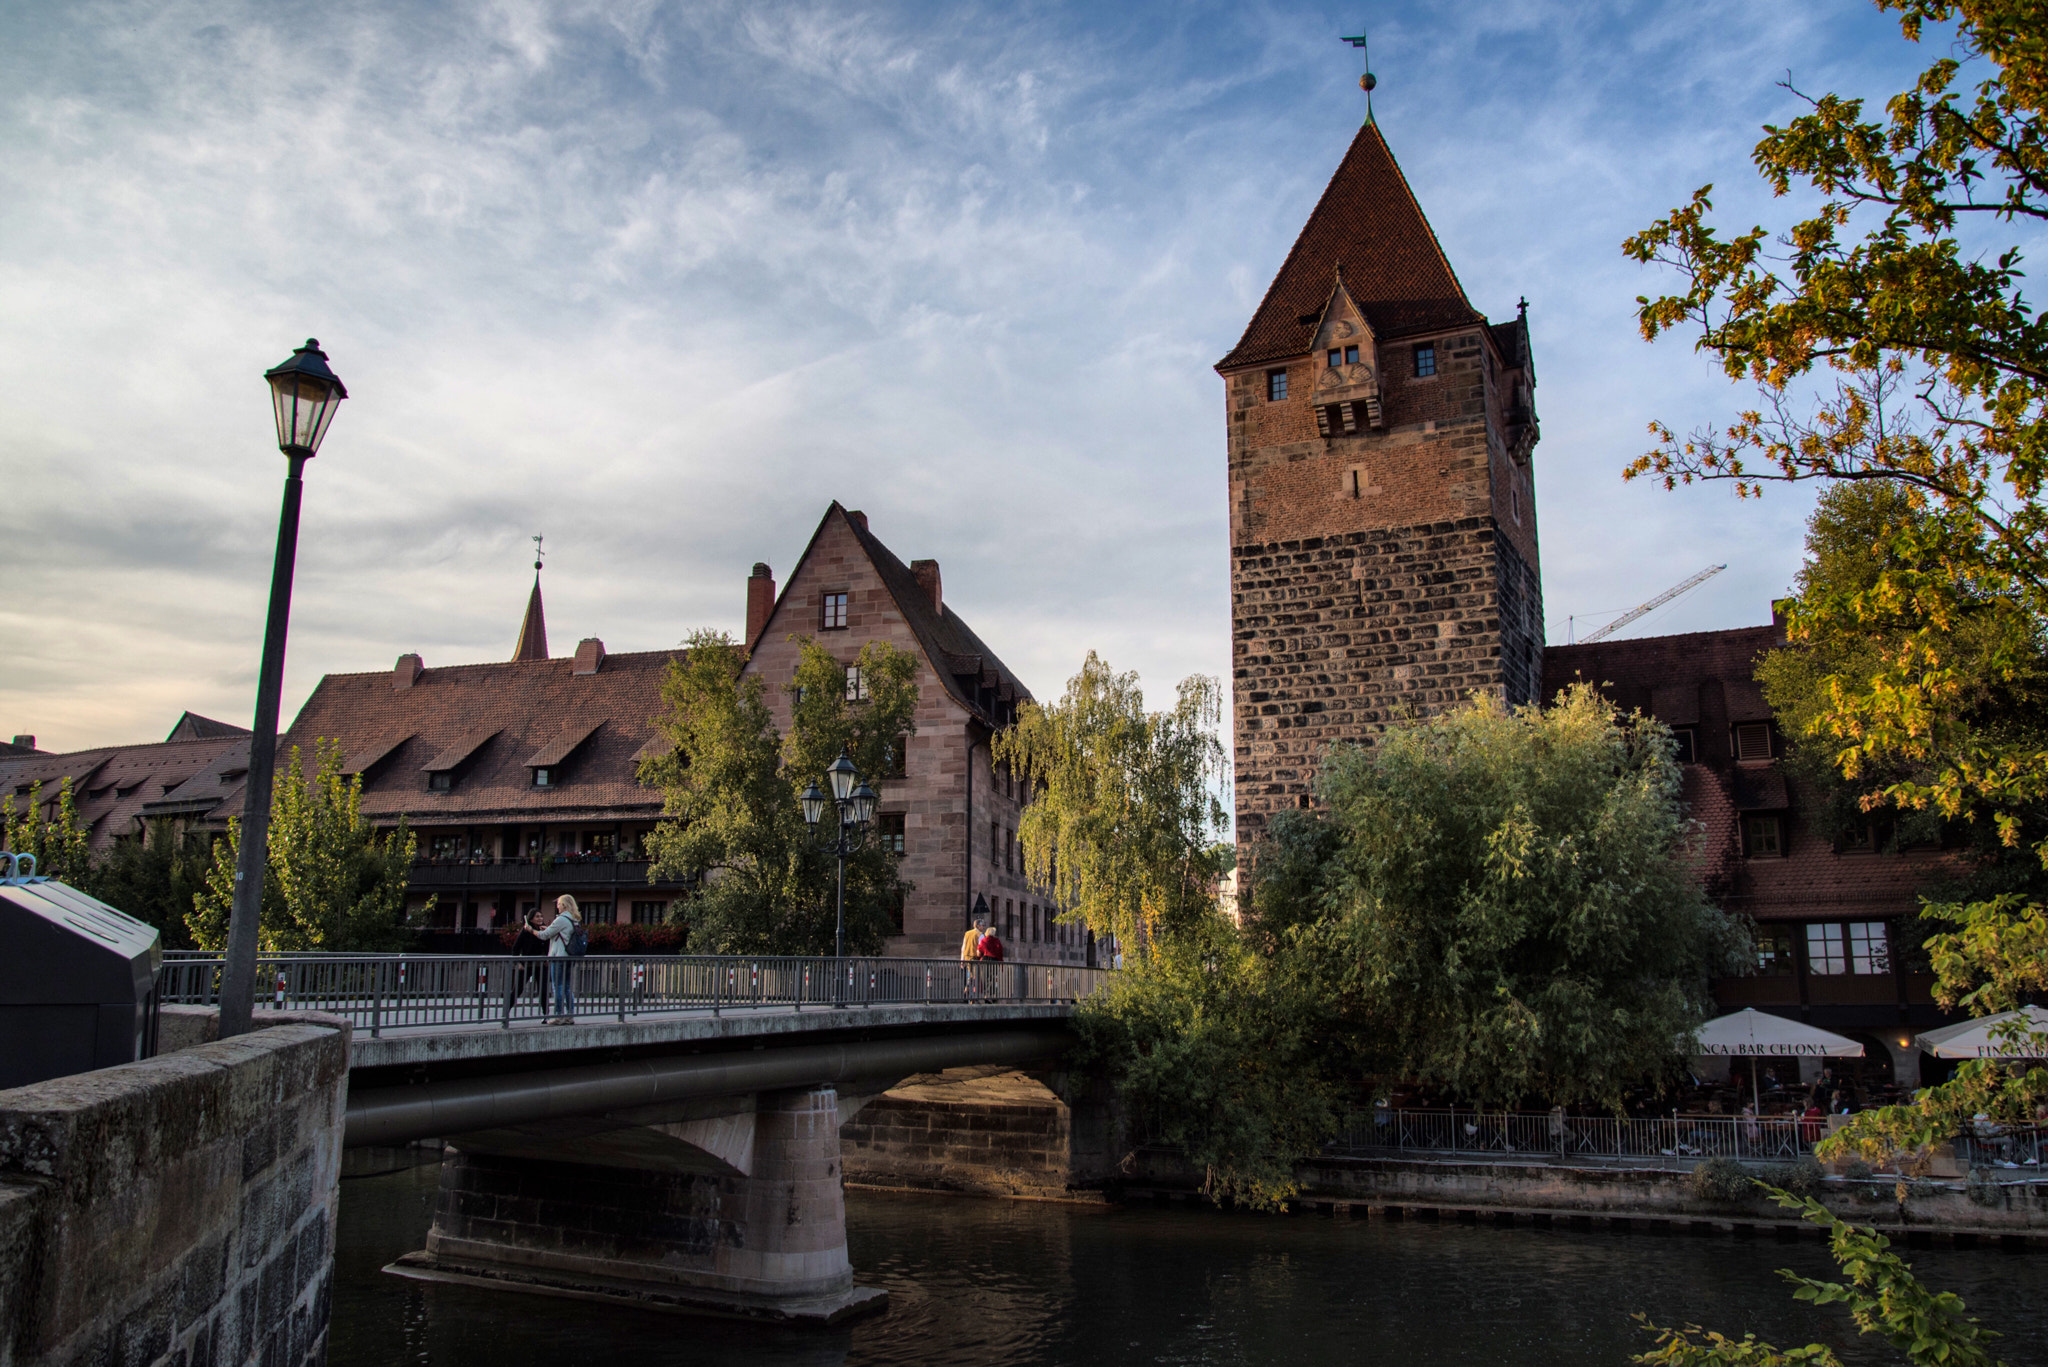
top-left (537, 894), bottom-right (584, 1025)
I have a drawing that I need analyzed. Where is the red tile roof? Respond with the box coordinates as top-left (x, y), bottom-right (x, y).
top-left (1216, 120), bottom-right (1483, 372)
top-left (280, 647), bottom-right (683, 826)
top-left (0, 733), bottom-right (250, 847)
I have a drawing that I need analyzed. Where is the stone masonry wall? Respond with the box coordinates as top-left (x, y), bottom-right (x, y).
top-left (1232, 516), bottom-right (1526, 843)
top-left (0, 1012), bottom-right (350, 1367)
top-left (840, 1070), bottom-right (1080, 1198)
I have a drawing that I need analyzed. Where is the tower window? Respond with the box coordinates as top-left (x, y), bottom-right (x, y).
top-left (1344, 345), bottom-right (1359, 365)
top-left (1413, 344), bottom-right (1437, 378)
top-left (1266, 369), bottom-right (1288, 401)
top-left (1327, 349), bottom-right (1342, 368)
top-left (822, 591), bottom-right (848, 630)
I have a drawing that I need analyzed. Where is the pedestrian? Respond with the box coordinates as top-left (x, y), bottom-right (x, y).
top-left (507, 909), bottom-right (550, 1017)
top-left (537, 894), bottom-right (583, 1024)
top-left (962, 911), bottom-right (989, 1001)
top-left (977, 918), bottom-right (1006, 1004)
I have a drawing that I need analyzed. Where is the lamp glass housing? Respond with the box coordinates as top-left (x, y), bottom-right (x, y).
top-left (800, 783), bottom-right (828, 828)
top-left (264, 339), bottom-right (348, 458)
top-left (848, 782), bottom-right (878, 827)
top-left (827, 753), bottom-right (859, 803)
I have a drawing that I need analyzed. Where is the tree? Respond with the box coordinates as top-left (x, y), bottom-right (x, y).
top-left (186, 739), bottom-right (416, 952)
top-left (1635, 1190), bottom-right (2006, 1366)
top-left (87, 821), bottom-right (214, 950)
top-left (2, 778), bottom-right (93, 884)
top-left (1263, 685), bottom-right (1748, 1110)
top-left (642, 630), bottom-right (918, 955)
top-left (992, 652), bottom-right (1230, 954)
top-left (1625, 0), bottom-right (2048, 853)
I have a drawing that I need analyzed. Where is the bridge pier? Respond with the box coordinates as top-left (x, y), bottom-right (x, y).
top-left (388, 1085), bottom-right (886, 1325)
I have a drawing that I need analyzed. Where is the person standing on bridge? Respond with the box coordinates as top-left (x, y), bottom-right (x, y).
top-left (507, 909), bottom-right (550, 1018)
top-left (961, 904), bottom-right (990, 1002)
top-left (538, 894), bottom-right (583, 1024)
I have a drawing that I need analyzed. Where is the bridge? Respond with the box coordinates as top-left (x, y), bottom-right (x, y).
top-left (160, 953), bottom-right (1109, 1324)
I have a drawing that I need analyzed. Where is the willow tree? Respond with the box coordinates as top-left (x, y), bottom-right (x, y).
top-left (188, 739), bottom-right (415, 952)
top-left (992, 651), bottom-right (1229, 955)
top-left (642, 630), bottom-right (918, 955)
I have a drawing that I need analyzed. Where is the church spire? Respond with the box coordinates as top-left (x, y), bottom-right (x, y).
top-left (512, 534), bottom-right (548, 662)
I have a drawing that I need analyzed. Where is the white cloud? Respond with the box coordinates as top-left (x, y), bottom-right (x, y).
top-left (0, 0), bottom-right (1940, 749)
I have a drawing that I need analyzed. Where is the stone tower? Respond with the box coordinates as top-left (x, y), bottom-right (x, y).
top-left (1218, 119), bottom-right (1543, 855)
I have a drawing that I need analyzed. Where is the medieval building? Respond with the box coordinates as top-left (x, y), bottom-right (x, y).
top-left (1218, 117), bottom-right (1541, 851)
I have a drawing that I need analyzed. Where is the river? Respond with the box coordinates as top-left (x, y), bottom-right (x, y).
top-left (333, 1163), bottom-right (2046, 1366)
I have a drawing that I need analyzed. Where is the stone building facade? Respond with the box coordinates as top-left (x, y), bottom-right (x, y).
top-left (744, 505), bottom-right (1087, 964)
top-left (1218, 119), bottom-right (1542, 853)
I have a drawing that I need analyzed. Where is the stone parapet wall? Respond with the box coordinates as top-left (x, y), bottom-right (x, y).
top-left (0, 1012), bottom-right (350, 1367)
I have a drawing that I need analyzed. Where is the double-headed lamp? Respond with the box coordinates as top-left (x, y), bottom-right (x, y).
top-left (264, 338), bottom-right (348, 458)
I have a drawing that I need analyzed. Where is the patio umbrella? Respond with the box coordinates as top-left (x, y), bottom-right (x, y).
top-left (1915, 1005), bottom-right (2048, 1060)
top-left (1691, 1009), bottom-right (1864, 1111)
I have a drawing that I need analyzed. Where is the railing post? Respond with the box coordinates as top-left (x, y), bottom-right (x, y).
top-left (370, 960), bottom-right (384, 1039)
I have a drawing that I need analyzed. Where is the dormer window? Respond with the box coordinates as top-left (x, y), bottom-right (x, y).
top-left (429, 772), bottom-right (453, 791)
top-left (822, 591), bottom-right (849, 630)
top-left (533, 766), bottom-right (556, 788)
top-left (1327, 345), bottom-right (1359, 368)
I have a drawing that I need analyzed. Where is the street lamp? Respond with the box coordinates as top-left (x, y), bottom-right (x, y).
top-left (219, 340), bottom-right (346, 1038)
top-left (800, 755), bottom-right (877, 965)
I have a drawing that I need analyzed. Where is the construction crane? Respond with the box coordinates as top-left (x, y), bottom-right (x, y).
top-left (1577, 564), bottom-right (1727, 643)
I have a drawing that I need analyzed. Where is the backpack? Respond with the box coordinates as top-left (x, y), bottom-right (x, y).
top-left (567, 921), bottom-right (589, 958)
top-left (978, 933), bottom-right (1005, 962)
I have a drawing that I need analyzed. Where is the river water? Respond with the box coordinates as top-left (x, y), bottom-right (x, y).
top-left (333, 1163), bottom-right (2046, 1367)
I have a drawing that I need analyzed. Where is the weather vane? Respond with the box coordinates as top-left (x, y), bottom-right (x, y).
top-left (1341, 26), bottom-right (1377, 122)
top-left (532, 533), bottom-right (544, 573)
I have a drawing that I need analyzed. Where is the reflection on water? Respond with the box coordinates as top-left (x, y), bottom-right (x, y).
top-left (333, 1163), bottom-right (2047, 1367)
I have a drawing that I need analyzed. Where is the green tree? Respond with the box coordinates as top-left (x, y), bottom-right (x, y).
top-left (1274, 685), bottom-right (1748, 1110)
top-left (2, 778), bottom-right (93, 884)
top-left (992, 652), bottom-right (1229, 954)
top-left (187, 739), bottom-right (416, 952)
top-left (1625, 0), bottom-right (2048, 852)
top-left (87, 821), bottom-right (214, 950)
top-left (642, 630), bottom-right (918, 955)
top-left (1071, 915), bottom-right (1343, 1209)
top-left (1636, 1190), bottom-right (2006, 1366)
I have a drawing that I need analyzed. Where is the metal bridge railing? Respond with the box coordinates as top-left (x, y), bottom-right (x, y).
top-left (1325, 1109), bottom-right (1820, 1167)
top-left (155, 954), bottom-right (1109, 1037)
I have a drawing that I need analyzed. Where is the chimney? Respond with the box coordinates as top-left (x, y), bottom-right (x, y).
top-left (573, 637), bottom-right (606, 675)
top-left (845, 509), bottom-right (868, 532)
top-left (393, 654), bottom-right (423, 690)
top-left (10, 735), bottom-right (32, 750)
top-left (746, 563), bottom-right (776, 648)
top-left (911, 559), bottom-right (943, 615)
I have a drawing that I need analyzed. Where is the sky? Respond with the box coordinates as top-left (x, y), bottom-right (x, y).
top-left (0, 0), bottom-right (1981, 753)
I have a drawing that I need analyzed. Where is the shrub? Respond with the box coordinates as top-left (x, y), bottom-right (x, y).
top-left (1762, 1155), bottom-right (1825, 1197)
top-left (1688, 1156), bottom-right (1757, 1204)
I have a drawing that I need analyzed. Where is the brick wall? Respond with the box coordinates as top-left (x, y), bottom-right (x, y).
top-left (1224, 310), bottom-right (1540, 853)
top-left (839, 1070), bottom-right (1077, 1198)
top-left (0, 1012), bottom-right (350, 1367)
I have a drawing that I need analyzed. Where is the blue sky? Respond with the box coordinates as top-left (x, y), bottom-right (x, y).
top-left (0, 0), bottom-right (1962, 751)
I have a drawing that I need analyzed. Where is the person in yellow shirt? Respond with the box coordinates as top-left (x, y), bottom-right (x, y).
top-left (961, 901), bottom-right (990, 1000)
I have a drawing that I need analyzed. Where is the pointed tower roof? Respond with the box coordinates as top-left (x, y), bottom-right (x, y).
top-left (512, 574), bottom-right (548, 662)
top-left (1217, 121), bottom-right (1481, 372)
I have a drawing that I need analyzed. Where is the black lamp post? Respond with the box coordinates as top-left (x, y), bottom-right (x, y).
top-left (800, 753), bottom-right (878, 964)
top-left (218, 340), bottom-right (346, 1038)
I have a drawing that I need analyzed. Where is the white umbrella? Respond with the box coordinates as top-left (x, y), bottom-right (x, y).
top-left (1915, 1005), bottom-right (2048, 1060)
top-left (1694, 1009), bottom-right (1865, 1057)
top-left (1692, 1009), bottom-right (1864, 1112)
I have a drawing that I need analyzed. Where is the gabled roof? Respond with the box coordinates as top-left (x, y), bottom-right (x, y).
top-left (524, 719), bottom-right (604, 768)
top-left (164, 711), bottom-right (249, 742)
top-left (279, 648), bottom-right (683, 823)
top-left (759, 503), bottom-right (1033, 722)
top-left (422, 727), bottom-right (503, 774)
top-left (1217, 120), bottom-right (1482, 372)
top-left (0, 732), bottom-right (250, 847)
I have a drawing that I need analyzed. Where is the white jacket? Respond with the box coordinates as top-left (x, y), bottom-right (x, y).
top-left (538, 910), bottom-right (580, 957)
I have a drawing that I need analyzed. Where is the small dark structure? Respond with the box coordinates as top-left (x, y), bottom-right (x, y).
top-left (0, 856), bottom-right (161, 1089)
